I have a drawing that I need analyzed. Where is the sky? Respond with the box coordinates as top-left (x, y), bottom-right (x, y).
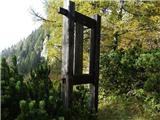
top-left (0, 0), bottom-right (45, 52)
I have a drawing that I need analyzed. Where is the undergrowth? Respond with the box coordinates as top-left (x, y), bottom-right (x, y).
top-left (98, 93), bottom-right (160, 120)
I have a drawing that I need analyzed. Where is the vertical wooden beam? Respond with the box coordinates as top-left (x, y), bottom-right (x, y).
top-left (73, 23), bottom-right (83, 75)
top-left (89, 15), bottom-right (101, 113)
top-left (89, 19), bottom-right (96, 77)
top-left (61, 0), bottom-right (75, 119)
top-left (89, 22), bottom-right (96, 112)
top-left (94, 15), bottom-right (101, 112)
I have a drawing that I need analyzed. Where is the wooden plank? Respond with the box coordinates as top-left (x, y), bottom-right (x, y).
top-left (94, 14), bottom-right (101, 113)
top-left (61, 1), bottom-right (75, 119)
top-left (58, 7), bottom-right (96, 28)
top-left (89, 24), bottom-right (96, 76)
top-left (89, 15), bottom-right (101, 113)
top-left (89, 19), bottom-right (96, 112)
top-left (58, 7), bottom-right (68, 16)
top-left (61, 78), bottom-right (65, 105)
top-left (72, 74), bottom-right (93, 85)
top-left (73, 23), bottom-right (83, 75)
top-left (75, 11), bottom-right (96, 28)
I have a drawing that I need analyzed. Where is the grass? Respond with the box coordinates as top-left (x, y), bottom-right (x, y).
top-left (98, 94), bottom-right (160, 120)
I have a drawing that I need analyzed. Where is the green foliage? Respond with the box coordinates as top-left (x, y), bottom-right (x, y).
top-left (144, 74), bottom-right (160, 93)
top-left (101, 47), bottom-right (160, 93)
top-left (1, 58), bottom-right (92, 119)
top-left (98, 93), bottom-right (160, 120)
top-left (1, 57), bottom-right (63, 120)
top-left (1, 56), bottom-right (25, 120)
top-left (16, 100), bottom-right (49, 120)
top-left (71, 85), bottom-right (94, 120)
top-left (100, 47), bottom-right (160, 114)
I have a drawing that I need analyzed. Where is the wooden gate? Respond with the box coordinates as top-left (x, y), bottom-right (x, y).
top-left (58, 0), bottom-right (101, 119)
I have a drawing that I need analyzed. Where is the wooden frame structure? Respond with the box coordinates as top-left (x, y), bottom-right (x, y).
top-left (58, 1), bottom-right (101, 119)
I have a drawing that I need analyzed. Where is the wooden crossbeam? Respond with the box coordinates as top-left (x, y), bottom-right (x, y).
top-left (58, 7), bottom-right (96, 28)
top-left (72, 74), bottom-right (93, 85)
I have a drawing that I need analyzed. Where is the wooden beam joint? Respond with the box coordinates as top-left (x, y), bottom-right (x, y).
top-left (58, 7), bottom-right (96, 28)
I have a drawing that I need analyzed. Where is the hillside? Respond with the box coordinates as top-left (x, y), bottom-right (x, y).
top-left (1, 26), bottom-right (47, 75)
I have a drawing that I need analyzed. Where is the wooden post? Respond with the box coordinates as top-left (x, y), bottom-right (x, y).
top-left (73, 23), bottom-right (83, 75)
top-left (61, 0), bottom-right (75, 119)
top-left (89, 15), bottom-right (101, 112)
top-left (59, 1), bottom-right (101, 118)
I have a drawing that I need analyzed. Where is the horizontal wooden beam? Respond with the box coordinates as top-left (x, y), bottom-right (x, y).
top-left (72, 74), bottom-right (94, 85)
top-left (58, 7), bottom-right (96, 28)
top-left (75, 11), bottom-right (96, 28)
top-left (58, 7), bottom-right (68, 16)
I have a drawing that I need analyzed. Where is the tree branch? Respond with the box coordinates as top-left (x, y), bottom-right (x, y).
top-left (30, 8), bottom-right (55, 23)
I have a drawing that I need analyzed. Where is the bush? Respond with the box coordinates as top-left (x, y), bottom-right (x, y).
top-left (1, 57), bottom-right (63, 120)
top-left (100, 47), bottom-right (160, 112)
